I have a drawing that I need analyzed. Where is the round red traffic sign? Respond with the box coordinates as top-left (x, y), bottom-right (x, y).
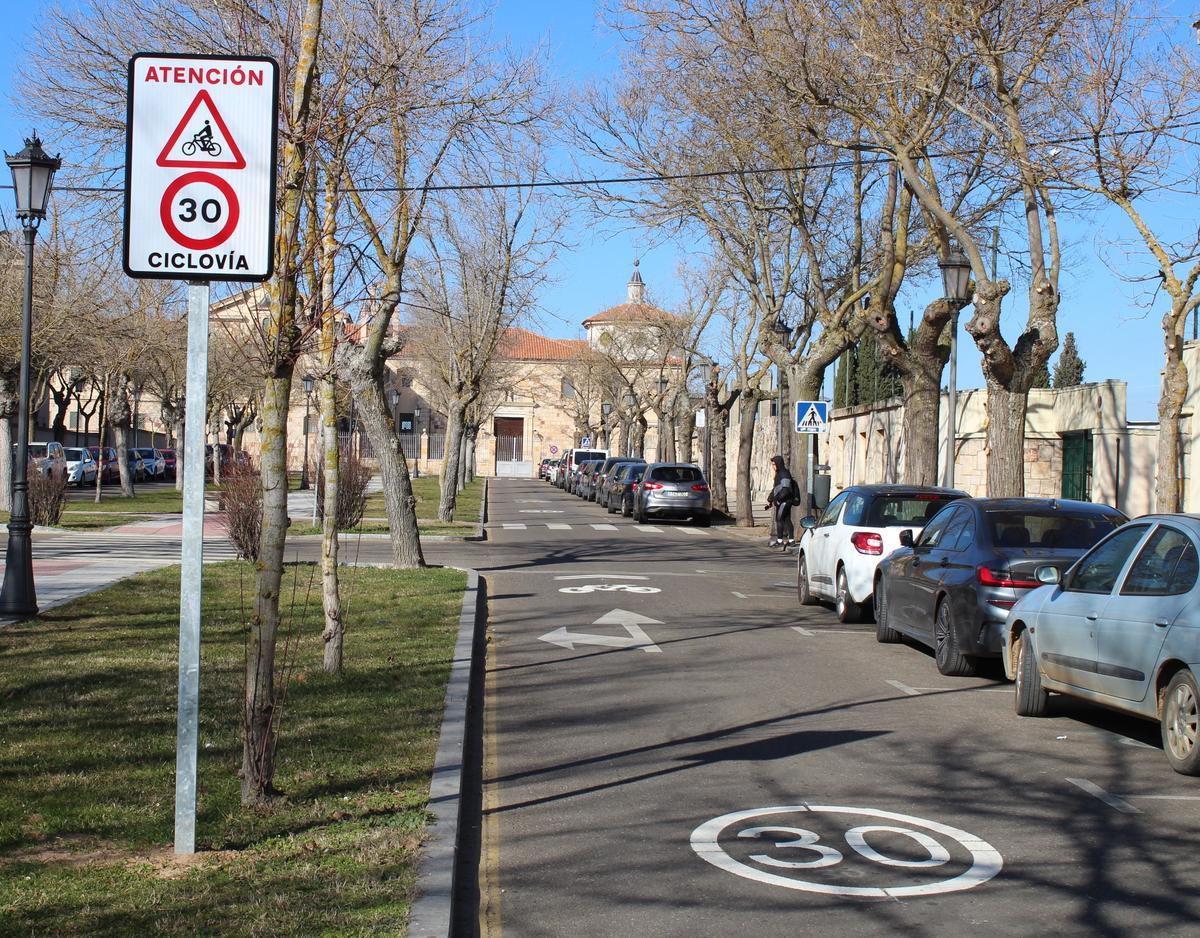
top-left (159, 171), bottom-right (240, 250)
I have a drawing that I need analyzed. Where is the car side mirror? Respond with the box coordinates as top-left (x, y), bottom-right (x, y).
top-left (1036, 565), bottom-right (1061, 585)
top-left (899, 529), bottom-right (914, 548)
top-left (800, 516), bottom-right (817, 530)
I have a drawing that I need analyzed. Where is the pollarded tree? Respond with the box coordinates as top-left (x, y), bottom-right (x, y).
top-left (1050, 1), bottom-right (1196, 508)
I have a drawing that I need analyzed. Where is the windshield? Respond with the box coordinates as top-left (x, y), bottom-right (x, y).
top-left (865, 495), bottom-right (962, 527)
top-left (985, 510), bottom-right (1124, 550)
top-left (64, 448), bottom-right (86, 460)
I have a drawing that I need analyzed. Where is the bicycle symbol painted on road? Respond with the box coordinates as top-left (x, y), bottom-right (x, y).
top-left (691, 804), bottom-right (1002, 898)
top-left (558, 584), bottom-right (661, 594)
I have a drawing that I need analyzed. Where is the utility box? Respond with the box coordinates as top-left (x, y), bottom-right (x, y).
top-left (812, 473), bottom-right (832, 511)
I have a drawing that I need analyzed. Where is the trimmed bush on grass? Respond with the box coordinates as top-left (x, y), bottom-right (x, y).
top-left (28, 469), bottom-right (67, 527)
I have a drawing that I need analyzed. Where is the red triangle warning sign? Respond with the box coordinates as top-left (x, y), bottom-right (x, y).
top-left (156, 89), bottom-right (246, 169)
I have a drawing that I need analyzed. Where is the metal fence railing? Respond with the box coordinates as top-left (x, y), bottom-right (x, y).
top-left (427, 429), bottom-right (446, 461)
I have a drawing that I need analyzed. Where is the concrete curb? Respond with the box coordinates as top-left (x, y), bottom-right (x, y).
top-left (407, 566), bottom-right (484, 938)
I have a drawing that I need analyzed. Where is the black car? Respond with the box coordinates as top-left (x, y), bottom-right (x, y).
top-left (605, 462), bottom-right (647, 515)
top-left (874, 497), bottom-right (1127, 676)
top-left (592, 456), bottom-right (644, 507)
top-left (571, 459), bottom-right (604, 496)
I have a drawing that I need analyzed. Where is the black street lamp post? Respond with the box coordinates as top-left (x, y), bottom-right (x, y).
top-left (0, 135), bottom-right (60, 618)
top-left (939, 243), bottom-right (972, 489)
top-left (299, 375), bottom-right (315, 490)
top-left (699, 358), bottom-right (714, 477)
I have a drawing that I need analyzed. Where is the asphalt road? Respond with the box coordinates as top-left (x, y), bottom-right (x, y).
top-left (26, 477), bottom-right (1200, 934)
top-left (470, 478), bottom-right (1200, 938)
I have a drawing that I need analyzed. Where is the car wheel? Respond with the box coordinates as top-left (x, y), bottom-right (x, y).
top-left (606, 495), bottom-right (616, 514)
top-left (1162, 670), bottom-right (1200, 775)
top-left (875, 577), bottom-right (902, 644)
top-left (622, 496), bottom-right (632, 518)
top-left (1014, 630), bottom-right (1049, 717)
top-left (835, 567), bottom-right (862, 624)
top-left (797, 555), bottom-right (819, 606)
top-left (934, 600), bottom-right (977, 676)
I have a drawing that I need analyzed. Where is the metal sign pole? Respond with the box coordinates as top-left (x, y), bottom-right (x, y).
top-left (174, 279), bottom-right (210, 855)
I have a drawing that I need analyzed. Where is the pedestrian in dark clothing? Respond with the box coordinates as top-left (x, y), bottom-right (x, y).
top-left (765, 454), bottom-right (799, 548)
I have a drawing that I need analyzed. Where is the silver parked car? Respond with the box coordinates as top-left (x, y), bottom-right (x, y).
top-left (63, 447), bottom-right (99, 487)
top-left (1002, 514), bottom-right (1200, 774)
top-left (633, 462), bottom-right (711, 526)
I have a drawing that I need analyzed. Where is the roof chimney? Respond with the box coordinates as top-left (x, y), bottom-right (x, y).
top-left (627, 259), bottom-right (645, 303)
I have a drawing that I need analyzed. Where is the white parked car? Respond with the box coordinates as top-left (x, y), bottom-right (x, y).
top-left (62, 447), bottom-right (98, 487)
top-left (796, 485), bottom-right (968, 622)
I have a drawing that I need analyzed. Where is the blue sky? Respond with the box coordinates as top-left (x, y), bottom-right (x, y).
top-left (1, 0), bottom-right (1193, 420)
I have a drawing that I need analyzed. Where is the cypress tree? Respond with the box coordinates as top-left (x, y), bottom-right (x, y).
top-left (1053, 332), bottom-right (1086, 387)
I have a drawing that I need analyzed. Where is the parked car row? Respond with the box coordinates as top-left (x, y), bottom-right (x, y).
top-left (13, 443), bottom-right (178, 486)
top-left (795, 483), bottom-right (1200, 775)
top-left (544, 449), bottom-right (713, 526)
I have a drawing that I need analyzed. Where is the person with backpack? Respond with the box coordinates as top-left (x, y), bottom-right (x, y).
top-left (765, 454), bottom-right (801, 549)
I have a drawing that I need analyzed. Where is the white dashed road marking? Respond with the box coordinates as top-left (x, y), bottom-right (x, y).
top-left (502, 523), bottom-right (527, 530)
top-left (547, 523), bottom-right (571, 530)
top-left (634, 526), bottom-right (663, 533)
top-left (591, 524), bottom-right (618, 531)
top-left (887, 680), bottom-right (922, 697)
top-left (1066, 778), bottom-right (1142, 814)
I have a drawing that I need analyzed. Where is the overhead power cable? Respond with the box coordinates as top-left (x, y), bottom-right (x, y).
top-left (7, 117), bottom-right (1200, 196)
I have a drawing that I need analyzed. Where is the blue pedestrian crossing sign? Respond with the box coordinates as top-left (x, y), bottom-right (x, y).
top-left (795, 400), bottom-right (828, 434)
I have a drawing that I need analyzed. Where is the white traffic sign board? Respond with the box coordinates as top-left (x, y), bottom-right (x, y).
top-left (795, 400), bottom-right (828, 434)
top-left (123, 53), bottom-right (278, 281)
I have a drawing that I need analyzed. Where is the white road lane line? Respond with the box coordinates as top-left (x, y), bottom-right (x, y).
top-left (590, 524), bottom-right (618, 531)
top-left (555, 574), bottom-right (650, 580)
top-left (501, 523), bottom-right (527, 530)
top-left (732, 591), bottom-right (747, 599)
top-left (792, 626), bottom-right (815, 636)
top-left (1066, 778), bottom-right (1142, 814)
top-left (546, 523), bottom-right (571, 530)
top-left (887, 679), bottom-right (923, 697)
top-left (633, 526), bottom-right (663, 533)
top-left (676, 527), bottom-right (709, 535)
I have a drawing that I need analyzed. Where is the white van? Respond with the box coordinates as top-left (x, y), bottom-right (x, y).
top-left (560, 447), bottom-right (609, 489)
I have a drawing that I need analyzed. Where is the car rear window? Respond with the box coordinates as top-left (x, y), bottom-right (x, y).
top-left (64, 448), bottom-right (86, 460)
top-left (574, 451), bottom-right (605, 462)
top-left (865, 495), bottom-right (961, 527)
top-left (650, 466), bottom-right (702, 483)
top-left (985, 510), bottom-right (1124, 550)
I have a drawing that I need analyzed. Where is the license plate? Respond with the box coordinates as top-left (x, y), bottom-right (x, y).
top-left (665, 491), bottom-right (690, 497)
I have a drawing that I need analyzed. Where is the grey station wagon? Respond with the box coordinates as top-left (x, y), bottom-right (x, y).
top-left (1003, 514), bottom-right (1200, 775)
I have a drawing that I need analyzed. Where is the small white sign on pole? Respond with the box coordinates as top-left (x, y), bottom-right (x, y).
top-left (123, 52), bottom-right (278, 856)
top-left (123, 53), bottom-right (278, 281)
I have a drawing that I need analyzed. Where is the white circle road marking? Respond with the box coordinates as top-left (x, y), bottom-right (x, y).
top-left (558, 584), bottom-right (661, 594)
top-left (691, 805), bottom-right (1002, 898)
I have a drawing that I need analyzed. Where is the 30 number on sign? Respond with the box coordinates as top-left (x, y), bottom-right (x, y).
top-left (159, 171), bottom-right (240, 250)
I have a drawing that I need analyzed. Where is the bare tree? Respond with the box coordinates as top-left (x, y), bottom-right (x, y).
top-left (1052, 1), bottom-right (1200, 511)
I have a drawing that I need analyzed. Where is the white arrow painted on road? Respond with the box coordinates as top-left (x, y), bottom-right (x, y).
top-left (539, 609), bottom-right (663, 653)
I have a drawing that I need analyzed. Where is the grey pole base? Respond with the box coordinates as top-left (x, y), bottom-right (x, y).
top-left (0, 519), bottom-right (37, 617)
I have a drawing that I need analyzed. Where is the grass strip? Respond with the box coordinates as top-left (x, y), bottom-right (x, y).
top-left (0, 561), bottom-right (466, 936)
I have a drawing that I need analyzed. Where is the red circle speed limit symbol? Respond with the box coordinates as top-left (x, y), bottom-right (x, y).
top-left (159, 171), bottom-right (240, 250)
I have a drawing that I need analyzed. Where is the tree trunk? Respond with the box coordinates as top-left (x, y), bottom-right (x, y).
top-left (319, 369), bottom-right (342, 671)
top-left (709, 399), bottom-right (735, 514)
top-left (457, 430), bottom-right (468, 491)
top-left (901, 373), bottom-right (942, 487)
top-left (735, 394), bottom-right (758, 526)
top-left (93, 388), bottom-right (107, 503)
top-left (631, 414), bottom-right (647, 459)
top-left (173, 409), bottom-right (186, 493)
top-left (111, 423), bottom-right (134, 496)
top-left (49, 384), bottom-right (69, 444)
top-left (984, 382), bottom-right (1028, 498)
top-left (677, 410), bottom-right (695, 464)
top-left (655, 407), bottom-right (676, 462)
top-left (439, 400), bottom-right (465, 521)
top-left (464, 424), bottom-right (477, 484)
top-left (319, 174), bottom-right (344, 674)
top-left (1156, 317), bottom-right (1188, 512)
top-left (0, 370), bottom-right (15, 512)
top-left (354, 378), bottom-right (425, 568)
top-left (245, 374), bottom-right (291, 802)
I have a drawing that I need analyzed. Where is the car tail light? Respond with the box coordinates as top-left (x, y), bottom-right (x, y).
top-left (988, 599), bottom-right (1018, 609)
top-left (691, 483), bottom-right (709, 492)
top-left (851, 531), bottom-right (883, 555)
top-left (977, 566), bottom-right (1041, 589)
top-left (642, 481), bottom-right (664, 491)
